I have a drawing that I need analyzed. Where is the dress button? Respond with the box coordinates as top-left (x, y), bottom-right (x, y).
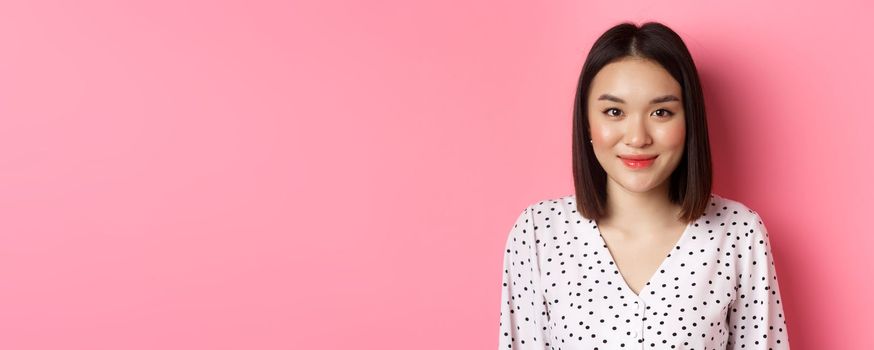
top-left (631, 330), bottom-right (638, 338)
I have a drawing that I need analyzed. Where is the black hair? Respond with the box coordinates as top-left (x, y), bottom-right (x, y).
top-left (571, 21), bottom-right (712, 223)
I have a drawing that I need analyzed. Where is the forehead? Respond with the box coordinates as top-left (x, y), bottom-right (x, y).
top-left (589, 58), bottom-right (681, 101)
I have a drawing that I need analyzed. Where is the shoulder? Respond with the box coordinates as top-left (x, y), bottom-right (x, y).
top-left (526, 193), bottom-right (577, 209)
top-left (508, 193), bottom-right (579, 236)
top-left (708, 193), bottom-right (765, 225)
top-left (520, 193), bottom-right (579, 221)
top-left (707, 193), bottom-right (771, 250)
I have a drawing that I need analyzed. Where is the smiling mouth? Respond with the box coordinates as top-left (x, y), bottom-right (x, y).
top-left (618, 155), bottom-right (657, 169)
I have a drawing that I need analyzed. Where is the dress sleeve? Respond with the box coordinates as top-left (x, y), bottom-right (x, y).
top-left (498, 205), bottom-right (552, 349)
top-left (726, 211), bottom-right (791, 349)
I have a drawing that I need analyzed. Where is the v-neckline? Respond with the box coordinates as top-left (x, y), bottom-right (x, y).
top-left (592, 219), bottom-right (694, 299)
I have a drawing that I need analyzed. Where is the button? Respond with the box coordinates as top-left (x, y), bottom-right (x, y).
top-left (631, 330), bottom-right (638, 338)
top-left (634, 301), bottom-right (643, 312)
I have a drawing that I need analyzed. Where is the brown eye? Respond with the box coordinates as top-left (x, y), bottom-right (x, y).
top-left (602, 108), bottom-right (621, 117)
top-left (653, 109), bottom-right (675, 118)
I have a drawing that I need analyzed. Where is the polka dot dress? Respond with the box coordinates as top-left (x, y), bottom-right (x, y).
top-left (498, 193), bottom-right (790, 349)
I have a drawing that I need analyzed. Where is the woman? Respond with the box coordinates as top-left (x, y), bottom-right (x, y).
top-left (498, 21), bottom-right (790, 349)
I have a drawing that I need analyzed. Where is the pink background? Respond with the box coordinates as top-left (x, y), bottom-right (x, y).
top-left (0, 0), bottom-right (870, 349)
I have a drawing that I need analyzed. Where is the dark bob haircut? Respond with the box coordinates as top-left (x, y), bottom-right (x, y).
top-left (571, 21), bottom-right (713, 223)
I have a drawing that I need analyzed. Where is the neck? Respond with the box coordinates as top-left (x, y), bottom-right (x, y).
top-left (600, 178), bottom-right (682, 231)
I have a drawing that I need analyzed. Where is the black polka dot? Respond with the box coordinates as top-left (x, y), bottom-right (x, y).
top-left (498, 193), bottom-right (790, 348)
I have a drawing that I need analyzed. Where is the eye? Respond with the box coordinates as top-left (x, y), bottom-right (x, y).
top-left (602, 108), bottom-right (622, 118)
top-left (653, 109), bottom-right (675, 118)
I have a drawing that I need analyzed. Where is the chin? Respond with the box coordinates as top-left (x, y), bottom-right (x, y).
top-left (621, 183), bottom-right (659, 193)
top-left (611, 173), bottom-right (664, 192)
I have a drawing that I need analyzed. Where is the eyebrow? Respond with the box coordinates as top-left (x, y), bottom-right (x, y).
top-left (596, 93), bottom-right (681, 104)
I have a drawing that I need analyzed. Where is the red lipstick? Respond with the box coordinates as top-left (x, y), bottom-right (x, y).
top-left (618, 154), bottom-right (657, 169)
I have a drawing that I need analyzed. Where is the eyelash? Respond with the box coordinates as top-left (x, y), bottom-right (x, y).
top-left (601, 108), bottom-right (675, 118)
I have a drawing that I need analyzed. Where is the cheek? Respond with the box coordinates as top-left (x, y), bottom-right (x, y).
top-left (589, 123), bottom-right (619, 145)
top-left (659, 122), bottom-right (686, 149)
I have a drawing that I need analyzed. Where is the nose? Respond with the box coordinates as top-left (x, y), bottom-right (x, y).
top-left (623, 114), bottom-right (652, 148)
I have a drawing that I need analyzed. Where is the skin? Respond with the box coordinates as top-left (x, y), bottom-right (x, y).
top-left (586, 56), bottom-right (689, 295)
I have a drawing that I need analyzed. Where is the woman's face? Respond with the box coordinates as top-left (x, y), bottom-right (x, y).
top-left (587, 57), bottom-right (686, 194)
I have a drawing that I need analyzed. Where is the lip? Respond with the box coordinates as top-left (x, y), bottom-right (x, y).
top-left (618, 154), bottom-right (658, 160)
top-left (618, 154), bottom-right (657, 169)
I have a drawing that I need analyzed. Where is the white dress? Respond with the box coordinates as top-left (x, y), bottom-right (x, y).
top-left (498, 193), bottom-right (790, 349)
